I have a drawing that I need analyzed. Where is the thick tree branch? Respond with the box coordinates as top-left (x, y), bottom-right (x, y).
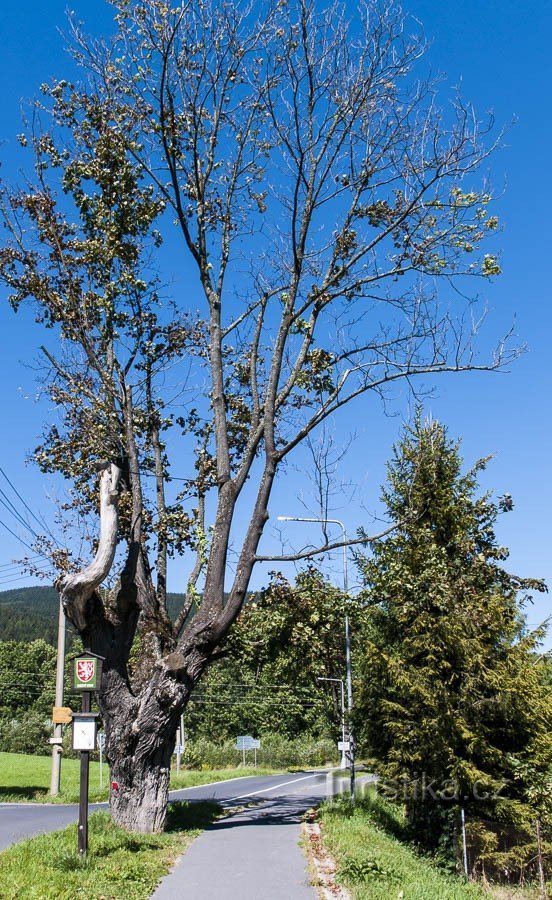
top-left (59, 462), bottom-right (121, 630)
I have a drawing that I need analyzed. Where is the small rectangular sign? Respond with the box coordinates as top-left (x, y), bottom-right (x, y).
top-left (52, 706), bottom-right (73, 724)
top-left (72, 715), bottom-right (98, 751)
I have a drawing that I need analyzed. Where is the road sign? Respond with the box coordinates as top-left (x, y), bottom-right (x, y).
top-left (96, 730), bottom-right (106, 751)
top-left (52, 706), bottom-right (73, 724)
top-left (235, 735), bottom-right (260, 750)
top-left (338, 740), bottom-right (351, 751)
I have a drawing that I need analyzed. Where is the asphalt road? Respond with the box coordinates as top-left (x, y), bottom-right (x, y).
top-left (0, 770), bottom-right (361, 898)
top-left (0, 799), bottom-right (106, 852)
top-left (0, 770), bottom-right (340, 852)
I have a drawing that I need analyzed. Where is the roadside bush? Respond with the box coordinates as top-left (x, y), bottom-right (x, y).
top-left (182, 732), bottom-right (337, 770)
top-left (0, 711), bottom-right (51, 754)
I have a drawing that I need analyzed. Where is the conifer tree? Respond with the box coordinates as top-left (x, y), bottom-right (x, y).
top-left (356, 416), bottom-right (551, 854)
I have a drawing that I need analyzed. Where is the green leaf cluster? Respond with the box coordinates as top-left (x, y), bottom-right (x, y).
top-left (185, 569), bottom-right (365, 741)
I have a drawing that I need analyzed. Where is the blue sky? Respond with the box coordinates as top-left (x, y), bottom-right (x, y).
top-left (0, 0), bottom-right (550, 642)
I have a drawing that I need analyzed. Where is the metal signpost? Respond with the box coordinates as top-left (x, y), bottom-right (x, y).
top-left (235, 735), bottom-right (261, 766)
top-left (175, 727), bottom-right (183, 775)
top-left (71, 653), bottom-right (103, 855)
top-left (318, 677), bottom-right (347, 768)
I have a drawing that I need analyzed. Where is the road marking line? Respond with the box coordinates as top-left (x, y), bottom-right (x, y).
top-left (227, 772), bottom-right (322, 801)
top-left (168, 773), bottom-right (272, 796)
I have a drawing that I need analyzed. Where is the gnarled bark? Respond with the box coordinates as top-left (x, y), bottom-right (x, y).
top-left (102, 672), bottom-right (190, 833)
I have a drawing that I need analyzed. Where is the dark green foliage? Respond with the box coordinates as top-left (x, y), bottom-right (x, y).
top-left (0, 587), bottom-right (59, 643)
top-left (0, 638), bottom-right (57, 753)
top-left (356, 416), bottom-right (552, 860)
top-left (0, 638), bottom-right (56, 718)
top-left (0, 587), bottom-right (191, 645)
top-left (185, 569), bottom-right (365, 742)
top-left (0, 710), bottom-right (51, 755)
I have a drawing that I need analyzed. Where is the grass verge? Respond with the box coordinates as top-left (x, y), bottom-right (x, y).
top-left (318, 795), bottom-right (494, 899)
top-left (0, 752), bottom-right (280, 803)
top-left (0, 801), bottom-right (219, 900)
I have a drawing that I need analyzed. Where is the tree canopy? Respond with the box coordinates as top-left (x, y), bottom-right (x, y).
top-left (185, 568), bottom-right (365, 741)
top-left (0, 0), bottom-right (514, 832)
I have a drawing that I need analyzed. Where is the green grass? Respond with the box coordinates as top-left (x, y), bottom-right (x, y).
top-left (319, 795), bottom-right (486, 900)
top-left (0, 752), bottom-right (109, 803)
top-left (318, 795), bottom-right (546, 899)
top-left (0, 801), bottom-right (219, 899)
top-left (169, 766), bottom-right (279, 791)
top-left (0, 752), bottom-right (280, 803)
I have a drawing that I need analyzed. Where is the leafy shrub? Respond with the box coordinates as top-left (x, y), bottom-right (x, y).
top-left (0, 711), bottom-right (51, 754)
top-left (337, 854), bottom-right (397, 883)
top-left (181, 732), bottom-right (337, 770)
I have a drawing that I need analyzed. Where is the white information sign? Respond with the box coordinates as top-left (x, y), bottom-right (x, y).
top-left (72, 716), bottom-right (98, 751)
top-left (235, 735), bottom-right (260, 750)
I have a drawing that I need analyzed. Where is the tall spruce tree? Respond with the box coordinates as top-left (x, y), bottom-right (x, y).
top-left (356, 416), bottom-right (550, 854)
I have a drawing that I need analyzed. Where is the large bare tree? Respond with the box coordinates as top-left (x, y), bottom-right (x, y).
top-left (0, 0), bottom-right (514, 832)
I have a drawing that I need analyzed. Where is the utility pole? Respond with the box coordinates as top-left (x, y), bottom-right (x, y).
top-left (50, 595), bottom-right (66, 796)
top-left (317, 676), bottom-right (346, 768)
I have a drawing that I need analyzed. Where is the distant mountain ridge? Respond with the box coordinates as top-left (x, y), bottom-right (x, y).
top-left (0, 586), bottom-right (59, 644)
top-left (0, 586), bottom-right (189, 645)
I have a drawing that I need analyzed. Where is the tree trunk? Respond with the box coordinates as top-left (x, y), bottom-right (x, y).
top-left (109, 743), bottom-right (173, 833)
top-left (101, 682), bottom-right (186, 834)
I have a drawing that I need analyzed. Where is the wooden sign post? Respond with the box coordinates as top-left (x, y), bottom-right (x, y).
top-left (71, 653), bottom-right (104, 856)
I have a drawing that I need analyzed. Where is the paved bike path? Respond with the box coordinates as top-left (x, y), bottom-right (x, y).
top-left (152, 772), bottom-right (331, 899)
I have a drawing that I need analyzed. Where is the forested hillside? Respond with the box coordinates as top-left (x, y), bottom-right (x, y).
top-left (0, 587), bottom-right (190, 643)
top-left (0, 587), bottom-right (59, 643)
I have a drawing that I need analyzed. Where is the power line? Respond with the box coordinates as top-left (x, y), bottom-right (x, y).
top-left (0, 467), bottom-right (57, 544)
top-left (0, 467), bottom-right (64, 555)
top-left (0, 556), bottom-right (44, 571)
top-left (0, 516), bottom-right (37, 555)
top-left (0, 573), bottom-right (53, 587)
top-left (0, 562), bottom-right (54, 586)
top-left (0, 488), bottom-right (40, 539)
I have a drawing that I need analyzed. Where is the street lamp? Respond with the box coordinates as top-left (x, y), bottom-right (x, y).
top-left (277, 515), bottom-right (355, 799)
top-left (317, 677), bottom-right (346, 768)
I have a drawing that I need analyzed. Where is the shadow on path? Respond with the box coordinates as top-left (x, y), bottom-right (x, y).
top-left (212, 793), bottom-right (323, 829)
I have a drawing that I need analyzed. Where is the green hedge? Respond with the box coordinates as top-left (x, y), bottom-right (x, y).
top-left (183, 732), bottom-right (337, 769)
top-left (0, 712), bottom-right (52, 754)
